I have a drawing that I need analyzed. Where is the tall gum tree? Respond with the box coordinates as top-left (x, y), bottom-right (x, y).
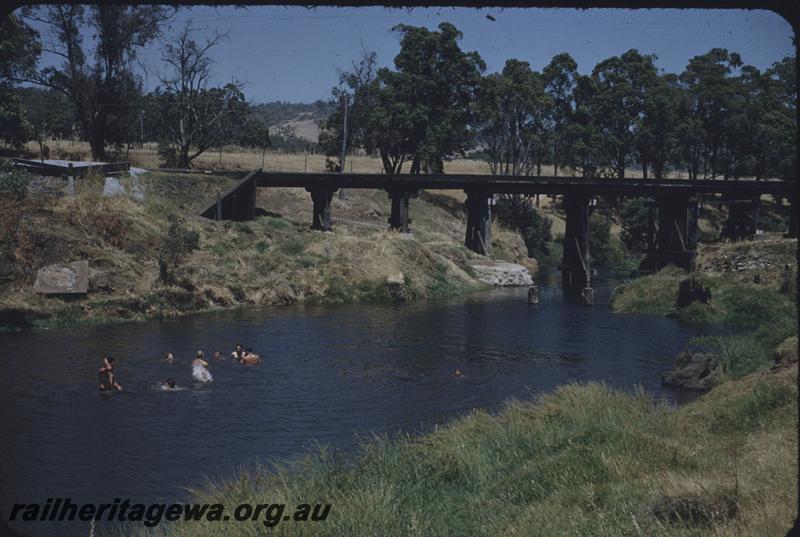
top-left (21, 5), bottom-right (174, 160)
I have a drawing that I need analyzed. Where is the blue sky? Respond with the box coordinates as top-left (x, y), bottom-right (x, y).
top-left (21, 6), bottom-right (795, 103)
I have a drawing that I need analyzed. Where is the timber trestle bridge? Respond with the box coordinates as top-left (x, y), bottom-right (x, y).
top-left (198, 170), bottom-right (798, 303)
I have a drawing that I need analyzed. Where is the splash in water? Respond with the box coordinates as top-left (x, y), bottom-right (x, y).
top-left (192, 363), bottom-right (213, 383)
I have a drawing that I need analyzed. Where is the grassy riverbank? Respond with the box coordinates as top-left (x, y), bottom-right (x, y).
top-left (101, 237), bottom-right (796, 537)
top-left (0, 170), bottom-right (531, 329)
top-left (610, 238), bottom-right (797, 380)
top-left (121, 362), bottom-right (796, 537)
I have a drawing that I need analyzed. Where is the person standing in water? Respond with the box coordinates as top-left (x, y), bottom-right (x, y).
top-left (231, 344), bottom-right (245, 361)
top-left (98, 357), bottom-right (123, 391)
top-left (191, 351), bottom-right (213, 383)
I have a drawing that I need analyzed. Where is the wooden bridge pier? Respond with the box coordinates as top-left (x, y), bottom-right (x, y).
top-left (560, 194), bottom-right (593, 304)
top-left (464, 190), bottom-right (492, 255)
top-left (789, 199), bottom-right (798, 238)
top-left (721, 197), bottom-right (759, 241)
top-left (640, 194), bottom-right (698, 272)
top-left (307, 188), bottom-right (336, 231)
top-left (387, 189), bottom-right (414, 232)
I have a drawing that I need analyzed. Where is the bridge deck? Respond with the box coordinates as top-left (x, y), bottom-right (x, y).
top-left (254, 172), bottom-right (796, 197)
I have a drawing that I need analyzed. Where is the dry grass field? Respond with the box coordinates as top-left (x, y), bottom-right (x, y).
top-left (15, 140), bottom-right (696, 179)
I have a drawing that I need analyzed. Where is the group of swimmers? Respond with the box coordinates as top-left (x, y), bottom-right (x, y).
top-left (97, 343), bottom-right (262, 392)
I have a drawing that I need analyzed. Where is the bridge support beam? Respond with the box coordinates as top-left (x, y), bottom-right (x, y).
top-left (307, 188), bottom-right (336, 231)
top-left (640, 194), bottom-right (697, 272)
top-left (387, 189), bottom-right (413, 232)
top-left (560, 194), bottom-right (592, 303)
top-left (464, 190), bottom-right (492, 255)
top-left (721, 197), bottom-right (758, 241)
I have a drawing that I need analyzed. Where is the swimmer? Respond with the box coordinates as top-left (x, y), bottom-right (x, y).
top-left (98, 357), bottom-right (123, 391)
top-left (191, 351), bottom-right (213, 383)
top-left (231, 343), bottom-right (245, 361)
top-left (212, 351), bottom-right (224, 360)
top-left (164, 352), bottom-right (175, 363)
top-left (161, 378), bottom-right (177, 390)
top-left (453, 368), bottom-right (464, 378)
top-left (240, 347), bottom-right (261, 365)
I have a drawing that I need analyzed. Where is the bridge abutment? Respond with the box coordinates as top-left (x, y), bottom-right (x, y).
top-left (388, 189), bottom-right (413, 232)
top-left (307, 188), bottom-right (336, 231)
top-left (640, 194), bottom-right (697, 272)
top-left (560, 194), bottom-right (592, 302)
top-left (464, 190), bottom-right (492, 255)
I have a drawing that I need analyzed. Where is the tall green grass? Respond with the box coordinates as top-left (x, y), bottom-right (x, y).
top-left (121, 368), bottom-right (797, 537)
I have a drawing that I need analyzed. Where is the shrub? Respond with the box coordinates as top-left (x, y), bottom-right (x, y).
top-left (0, 163), bottom-right (32, 200)
top-left (157, 215), bottom-right (200, 283)
top-left (494, 195), bottom-right (552, 260)
top-left (619, 198), bottom-right (649, 253)
top-left (588, 213), bottom-right (613, 265)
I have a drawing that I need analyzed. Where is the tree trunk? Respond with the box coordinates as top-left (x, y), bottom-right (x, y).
top-left (177, 145), bottom-right (191, 168)
top-left (410, 156), bottom-right (420, 175)
top-left (89, 129), bottom-right (106, 161)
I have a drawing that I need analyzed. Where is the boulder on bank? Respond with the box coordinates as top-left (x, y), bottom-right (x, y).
top-left (773, 336), bottom-right (798, 369)
top-left (662, 350), bottom-right (719, 390)
top-left (469, 262), bottom-right (533, 287)
top-left (385, 272), bottom-right (408, 301)
top-left (33, 260), bottom-right (89, 295)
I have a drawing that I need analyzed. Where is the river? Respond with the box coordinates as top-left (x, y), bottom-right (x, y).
top-left (0, 269), bottom-right (707, 536)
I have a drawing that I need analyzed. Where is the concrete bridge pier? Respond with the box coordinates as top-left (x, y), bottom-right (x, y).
top-left (721, 197), bottom-right (759, 241)
top-left (640, 194), bottom-right (697, 272)
top-left (387, 189), bottom-right (413, 232)
top-left (560, 194), bottom-right (593, 304)
top-left (464, 190), bottom-right (492, 255)
top-left (307, 188), bottom-right (336, 231)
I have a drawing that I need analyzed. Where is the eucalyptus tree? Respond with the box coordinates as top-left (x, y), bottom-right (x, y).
top-left (760, 56), bottom-right (796, 183)
top-left (678, 48), bottom-right (742, 179)
top-left (155, 24), bottom-right (248, 168)
top-left (590, 49), bottom-right (658, 179)
top-left (567, 74), bottom-right (603, 177)
top-left (376, 22), bottom-right (485, 174)
top-left (0, 13), bottom-right (41, 147)
top-left (543, 53), bottom-right (578, 177)
top-left (20, 5), bottom-right (174, 159)
top-left (636, 73), bottom-right (683, 179)
top-left (474, 59), bottom-right (552, 176)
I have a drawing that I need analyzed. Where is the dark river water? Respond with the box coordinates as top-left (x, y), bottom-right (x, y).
top-left (1, 269), bottom-right (707, 535)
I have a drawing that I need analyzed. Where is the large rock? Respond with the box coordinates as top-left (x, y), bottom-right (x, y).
top-left (662, 350), bottom-right (719, 390)
top-left (470, 262), bottom-right (534, 287)
top-left (34, 260), bottom-right (89, 294)
top-left (385, 272), bottom-right (408, 301)
top-left (102, 176), bottom-right (126, 197)
top-left (774, 336), bottom-right (798, 369)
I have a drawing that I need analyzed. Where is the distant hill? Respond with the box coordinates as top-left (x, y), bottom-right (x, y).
top-left (250, 100), bottom-right (335, 128)
top-left (249, 100), bottom-right (335, 144)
